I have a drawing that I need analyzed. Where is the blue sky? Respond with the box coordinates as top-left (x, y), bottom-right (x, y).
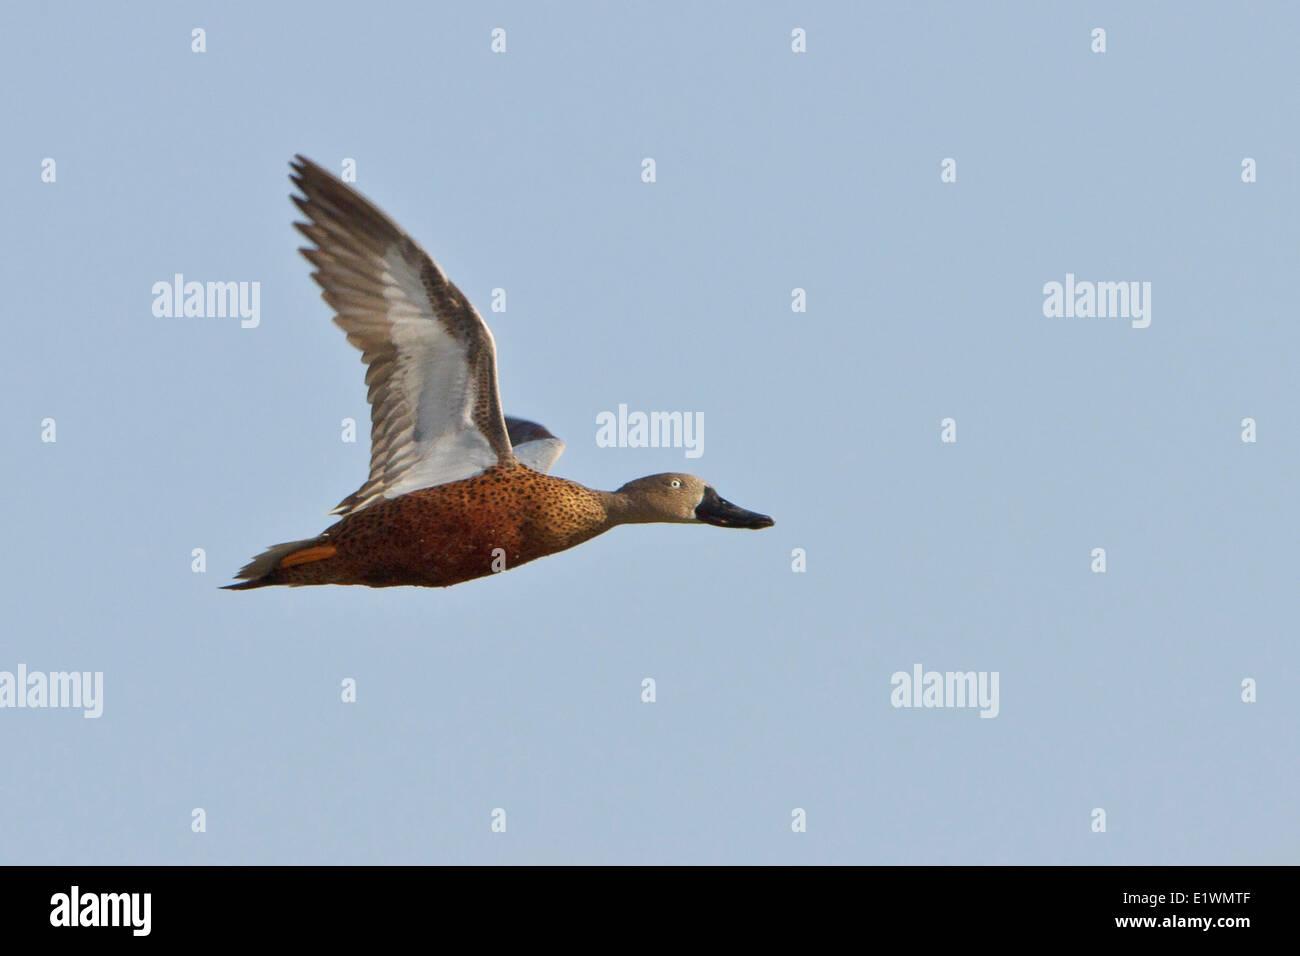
top-left (1, 1), bottom-right (1296, 864)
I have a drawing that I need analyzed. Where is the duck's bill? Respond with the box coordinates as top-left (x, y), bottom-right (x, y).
top-left (695, 486), bottom-right (774, 529)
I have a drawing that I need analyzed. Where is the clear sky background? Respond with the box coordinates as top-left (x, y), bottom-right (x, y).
top-left (1, 1), bottom-right (1296, 864)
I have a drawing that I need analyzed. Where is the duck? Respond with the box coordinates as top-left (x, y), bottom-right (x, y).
top-left (225, 156), bottom-right (773, 590)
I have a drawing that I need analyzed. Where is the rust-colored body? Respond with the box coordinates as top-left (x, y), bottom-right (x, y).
top-left (243, 465), bottom-right (611, 589)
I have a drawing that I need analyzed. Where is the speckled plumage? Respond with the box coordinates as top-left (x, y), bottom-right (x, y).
top-left (240, 465), bottom-right (609, 589)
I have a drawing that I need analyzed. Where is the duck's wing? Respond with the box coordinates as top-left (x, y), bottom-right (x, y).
top-left (505, 416), bottom-right (565, 474)
top-left (289, 156), bottom-right (517, 517)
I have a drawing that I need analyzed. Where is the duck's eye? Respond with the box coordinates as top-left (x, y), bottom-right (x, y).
top-left (669, 479), bottom-right (682, 489)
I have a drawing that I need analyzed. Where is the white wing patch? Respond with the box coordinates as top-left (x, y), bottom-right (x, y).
top-left (512, 437), bottom-right (566, 474)
top-left (503, 415), bottom-right (565, 474)
top-left (366, 263), bottom-right (501, 499)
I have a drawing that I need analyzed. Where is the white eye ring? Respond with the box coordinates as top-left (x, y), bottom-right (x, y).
top-left (670, 479), bottom-right (681, 489)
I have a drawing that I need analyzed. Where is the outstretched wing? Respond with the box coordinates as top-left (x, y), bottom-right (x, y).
top-left (505, 416), bottom-right (565, 474)
top-left (289, 156), bottom-right (516, 516)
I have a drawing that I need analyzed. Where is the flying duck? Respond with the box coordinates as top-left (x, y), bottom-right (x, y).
top-left (225, 157), bottom-right (772, 590)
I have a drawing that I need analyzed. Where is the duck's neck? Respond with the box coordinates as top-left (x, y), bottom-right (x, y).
top-left (596, 489), bottom-right (655, 528)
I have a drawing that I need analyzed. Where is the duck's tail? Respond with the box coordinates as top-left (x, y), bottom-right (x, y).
top-left (222, 537), bottom-right (333, 590)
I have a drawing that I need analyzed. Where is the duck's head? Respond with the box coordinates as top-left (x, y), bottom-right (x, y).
top-left (614, 473), bottom-right (774, 529)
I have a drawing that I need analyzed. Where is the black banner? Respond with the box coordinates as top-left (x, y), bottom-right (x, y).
top-left (1, 865), bottom-right (1281, 941)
